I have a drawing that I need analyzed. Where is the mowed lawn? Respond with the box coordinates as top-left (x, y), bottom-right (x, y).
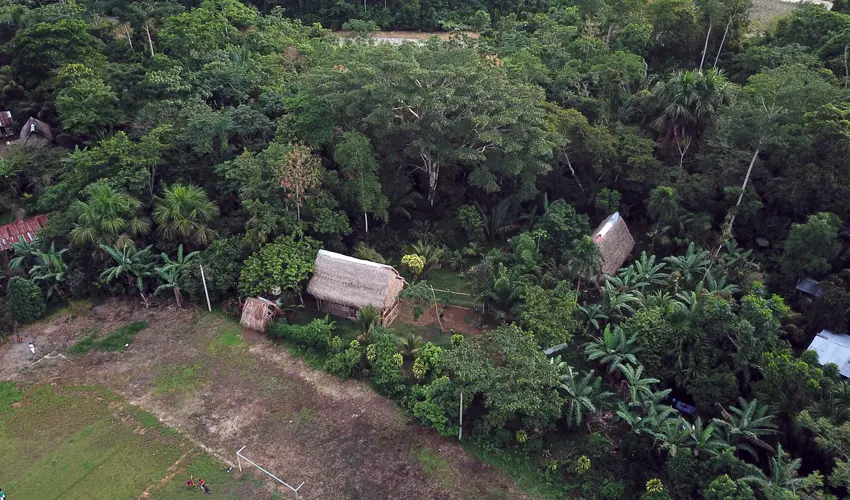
top-left (0, 382), bottom-right (266, 500)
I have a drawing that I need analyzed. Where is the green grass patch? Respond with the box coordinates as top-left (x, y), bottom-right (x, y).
top-left (0, 383), bottom-right (264, 499)
top-left (416, 447), bottom-right (454, 489)
top-left (463, 443), bottom-right (562, 498)
top-left (0, 382), bottom-right (24, 411)
top-left (425, 268), bottom-right (476, 308)
top-left (209, 327), bottom-right (246, 353)
top-left (69, 321), bottom-right (149, 354)
top-left (154, 364), bottom-right (206, 395)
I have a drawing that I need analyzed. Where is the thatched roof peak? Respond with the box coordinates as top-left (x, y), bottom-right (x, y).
top-left (591, 212), bottom-right (635, 275)
top-left (307, 250), bottom-right (404, 310)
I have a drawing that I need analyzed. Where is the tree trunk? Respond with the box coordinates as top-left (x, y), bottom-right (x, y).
top-left (724, 148), bottom-right (760, 239)
top-left (419, 152), bottom-right (439, 206)
top-left (713, 18), bottom-right (732, 69)
top-left (126, 29), bottom-right (134, 51)
top-left (145, 21), bottom-right (155, 56)
top-left (676, 136), bottom-right (691, 172)
top-left (844, 45), bottom-right (848, 89)
top-left (563, 151), bottom-right (586, 194)
top-left (364, 212), bottom-right (369, 233)
top-left (173, 287), bottom-right (183, 309)
top-left (699, 22), bottom-right (712, 71)
top-left (140, 291), bottom-right (151, 309)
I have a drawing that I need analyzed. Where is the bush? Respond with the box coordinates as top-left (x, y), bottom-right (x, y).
top-left (457, 204), bottom-right (484, 242)
top-left (221, 298), bottom-right (242, 318)
top-left (406, 376), bottom-right (458, 437)
top-left (268, 317), bottom-right (334, 349)
top-left (666, 453), bottom-right (698, 497)
top-left (369, 328), bottom-right (408, 397)
top-left (342, 19), bottom-right (379, 33)
top-left (600, 481), bottom-right (625, 500)
top-left (324, 340), bottom-right (365, 378)
top-left (7, 277), bottom-right (45, 324)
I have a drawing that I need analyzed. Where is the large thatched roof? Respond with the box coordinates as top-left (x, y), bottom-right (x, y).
top-left (20, 117), bottom-right (52, 145)
top-left (307, 250), bottom-right (404, 310)
top-left (591, 212), bottom-right (635, 275)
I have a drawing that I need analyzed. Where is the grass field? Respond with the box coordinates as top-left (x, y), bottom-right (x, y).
top-left (0, 382), bottom-right (266, 499)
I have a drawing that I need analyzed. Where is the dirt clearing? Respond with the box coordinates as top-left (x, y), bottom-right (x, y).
top-left (0, 299), bottom-right (528, 499)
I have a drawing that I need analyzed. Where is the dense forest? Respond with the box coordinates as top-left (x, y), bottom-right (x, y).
top-left (1, 0), bottom-right (850, 498)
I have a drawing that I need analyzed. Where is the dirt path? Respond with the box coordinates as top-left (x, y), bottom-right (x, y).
top-left (0, 300), bottom-right (526, 499)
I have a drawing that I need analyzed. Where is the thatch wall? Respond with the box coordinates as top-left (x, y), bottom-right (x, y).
top-left (307, 250), bottom-right (404, 311)
top-left (240, 297), bottom-right (281, 332)
top-left (20, 117), bottom-right (52, 147)
top-left (591, 212), bottom-right (635, 275)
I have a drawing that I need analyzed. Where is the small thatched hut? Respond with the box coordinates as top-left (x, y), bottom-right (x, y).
top-left (591, 212), bottom-right (635, 275)
top-left (240, 297), bottom-right (281, 332)
top-left (19, 117), bottom-right (53, 147)
top-left (307, 250), bottom-right (404, 326)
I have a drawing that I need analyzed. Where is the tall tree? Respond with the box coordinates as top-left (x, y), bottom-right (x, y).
top-left (69, 182), bottom-right (150, 250)
top-left (332, 131), bottom-right (388, 232)
top-left (153, 183), bottom-right (219, 247)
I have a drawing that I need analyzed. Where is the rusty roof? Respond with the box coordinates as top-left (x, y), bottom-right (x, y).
top-left (0, 214), bottom-right (48, 251)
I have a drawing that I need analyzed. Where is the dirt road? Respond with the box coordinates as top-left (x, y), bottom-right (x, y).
top-left (0, 300), bottom-right (525, 499)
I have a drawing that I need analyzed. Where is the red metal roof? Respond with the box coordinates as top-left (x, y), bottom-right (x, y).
top-left (0, 214), bottom-right (48, 251)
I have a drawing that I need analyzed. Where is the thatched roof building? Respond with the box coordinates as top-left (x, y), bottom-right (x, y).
top-left (591, 212), bottom-right (635, 275)
top-left (19, 117), bottom-right (53, 147)
top-left (307, 250), bottom-right (404, 325)
top-left (240, 297), bottom-right (281, 332)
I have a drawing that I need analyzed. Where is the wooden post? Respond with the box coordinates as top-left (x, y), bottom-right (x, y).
top-left (458, 390), bottom-right (463, 441)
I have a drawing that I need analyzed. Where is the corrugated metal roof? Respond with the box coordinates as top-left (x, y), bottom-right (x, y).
top-left (808, 330), bottom-right (850, 378)
top-left (796, 278), bottom-right (824, 297)
top-left (0, 214), bottom-right (48, 251)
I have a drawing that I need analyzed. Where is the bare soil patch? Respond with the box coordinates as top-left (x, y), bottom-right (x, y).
top-left (1, 299), bottom-right (529, 499)
top-left (395, 300), bottom-right (484, 335)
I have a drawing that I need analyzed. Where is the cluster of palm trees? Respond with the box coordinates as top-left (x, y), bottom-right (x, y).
top-left (5, 182), bottom-right (217, 307)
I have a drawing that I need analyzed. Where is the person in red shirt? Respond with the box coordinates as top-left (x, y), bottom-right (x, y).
top-left (199, 478), bottom-right (210, 494)
top-left (186, 478), bottom-right (195, 488)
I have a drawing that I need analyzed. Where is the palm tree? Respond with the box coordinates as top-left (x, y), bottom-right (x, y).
top-left (556, 364), bottom-right (613, 430)
top-left (664, 242), bottom-right (710, 286)
top-left (563, 235), bottom-right (602, 292)
top-left (644, 69), bottom-right (732, 168)
top-left (742, 444), bottom-right (811, 496)
top-left (600, 282), bottom-right (641, 320)
top-left (482, 197), bottom-right (519, 242)
top-left (154, 244), bottom-right (199, 308)
top-left (397, 333), bottom-right (423, 357)
top-left (100, 244), bottom-right (157, 308)
top-left (8, 235), bottom-right (40, 272)
top-left (689, 417), bottom-right (727, 459)
top-left (153, 183), bottom-right (218, 246)
top-left (697, 271), bottom-right (740, 296)
top-left (654, 417), bottom-right (692, 457)
top-left (616, 400), bottom-right (676, 436)
top-left (70, 182), bottom-right (150, 250)
top-left (713, 398), bottom-right (777, 459)
top-left (617, 363), bottom-right (664, 405)
top-left (584, 325), bottom-right (641, 374)
top-left (478, 265), bottom-right (524, 323)
top-left (405, 240), bottom-right (445, 271)
top-left (647, 186), bottom-right (679, 224)
top-left (29, 242), bottom-right (69, 301)
top-left (578, 303), bottom-right (608, 332)
top-left (629, 252), bottom-right (669, 289)
top-left (383, 176), bottom-right (421, 222)
top-left (352, 304), bottom-right (380, 338)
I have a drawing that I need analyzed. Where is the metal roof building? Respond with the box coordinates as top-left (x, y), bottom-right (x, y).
top-left (0, 214), bottom-right (48, 251)
top-left (796, 278), bottom-right (824, 297)
top-left (808, 330), bottom-right (850, 378)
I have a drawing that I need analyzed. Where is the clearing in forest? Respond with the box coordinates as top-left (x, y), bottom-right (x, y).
top-left (0, 299), bottom-right (528, 499)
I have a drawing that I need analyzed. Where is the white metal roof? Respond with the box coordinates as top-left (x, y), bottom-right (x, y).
top-left (808, 330), bottom-right (850, 378)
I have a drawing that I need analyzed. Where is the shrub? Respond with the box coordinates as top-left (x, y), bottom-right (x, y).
top-left (238, 236), bottom-right (318, 298)
top-left (412, 342), bottom-right (443, 380)
top-left (573, 455), bottom-right (591, 475)
top-left (7, 277), bottom-right (45, 324)
top-left (342, 19), bottom-right (379, 33)
top-left (401, 254), bottom-right (425, 277)
top-left (666, 452), bottom-right (698, 497)
top-left (600, 481), bottom-right (625, 500)
top-left (407, 376), bottom-right (458, 437)
top-left (369, 328), bottom-right (408, 397)
top-left (324, 340), bottom-right (365, 378)
top-left (457, 204), bottom-right (484, 241)
top-left (268, 317), bottom-right (334, 349)
top-left (221, 297), bottom-right (242, 318)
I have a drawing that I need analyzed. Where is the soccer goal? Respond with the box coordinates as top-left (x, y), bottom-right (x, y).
top-left (236, 446), bottom-right (305, 500)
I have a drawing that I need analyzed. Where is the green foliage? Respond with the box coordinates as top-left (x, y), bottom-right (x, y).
top-left (754, 349), bottom-right (824, 417)
top-left (407, 376), bottom-right (459, 437)
top-left (704, 474), bottom-right (755, 500)
top-left (153, 184), bottom-right (219, 246)
top-left (324, 339), bottom-right (365, 378)
top-left (441, 325), bottom-right (564, 435)
top-left (352, 304), bottom-right (380, 337)
top-left (7, 277), bottom-right (45, 324)
top-left (781, 212), bottom-right (842, 279)
top-left (457, 205), bottom-right (485, 242)
top-left (56, 74), bottom-right (123, 138)
top-left (401, 254), bottom-right (426, 277)
top-left (70, 182), bottom-right (150, 249)
top-left (369, 328), bottom-right (407, 398)
top-left (518, 283), bottom-right (579, 346)
top-left (238, 235), bottom-right (318, 297)
top-left (412, 342), bottom-right (443, 381)
top-left (268, 317), bottom-right (334, 349)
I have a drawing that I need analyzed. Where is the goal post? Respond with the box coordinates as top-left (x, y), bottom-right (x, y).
top-left (236, 446), bottom-right (304, 500)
